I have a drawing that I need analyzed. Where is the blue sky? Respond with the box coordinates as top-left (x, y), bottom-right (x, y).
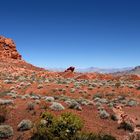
top-left (0, 0), bottom-right (140, 68)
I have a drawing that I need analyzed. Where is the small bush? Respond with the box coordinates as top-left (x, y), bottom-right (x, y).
top-left (0, 105), bottom-right (8, 124)
top-left (110, 114), bottom-right (118, 121)
top-left (27, 102), bottom-right (35, 111)
top-left (52, 112), bottom-right (83, 138)
top-left (93, 93), bottom-right (102, 99)
top-left (0, 91), bottom-right (10, 97)
top-left (118, 121), bottom-right (134, 132)
top-left (115, 82), bottom-right (121, 88)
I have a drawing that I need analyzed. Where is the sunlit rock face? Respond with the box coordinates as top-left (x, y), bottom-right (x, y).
top-left (0, 36), bottom-right (22, 60)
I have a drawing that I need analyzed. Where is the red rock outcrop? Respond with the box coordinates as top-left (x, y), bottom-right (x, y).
top-left (0, 36), bottom-right (22, 60)
top-left (64, 66), bottom-right (75, 72)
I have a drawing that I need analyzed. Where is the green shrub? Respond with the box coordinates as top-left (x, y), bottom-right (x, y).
top-left (31, 112), bottom-right (116, 140)
top-left (31, 112), bottom-right (83, 140)
top-left (52, 112), bottom-right (83, 139)
top-left (41, 112), bottom-right (54, 127)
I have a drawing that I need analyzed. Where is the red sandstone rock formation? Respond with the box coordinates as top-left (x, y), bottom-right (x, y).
top-left (64, 66), bottom-right (75, 72)
top-left (0, 36), bottom-right (22, 60)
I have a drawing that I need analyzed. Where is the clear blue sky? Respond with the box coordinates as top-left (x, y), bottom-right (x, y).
top-left (0, 0), bottom-right (140, 68)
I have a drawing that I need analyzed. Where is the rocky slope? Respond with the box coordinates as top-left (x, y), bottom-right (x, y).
top-left (0, 36), bottom-right (60, 79)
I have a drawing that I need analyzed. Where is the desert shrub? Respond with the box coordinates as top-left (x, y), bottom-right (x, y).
top-left (118, 121), bottom-right (134, 132)
top-left (31, 112), bottom-right (83, 140)
top-left (31, 112), bottom-right (55, 140)
top-left (27, 102), bottom-right (35, 111)
top-left (0, 105), bottom-right (8, 124)
top-left (110, 114), bottom-right (118, 121)
top-left (41, 112), bottom-right (54, 127)
top-left (137, 86), bottom-right (140, 90)
top-left (52, 112), bottom-right (83, 139)
top-left (115, 82), bottom-right (121, 88)
top-left (70, 88), bottom-right (76, 93)
top-left (92, 93), bottom-right (102, 99)
top-left (51, 88), bottom-right (58, 93)
top-left (0, 91), bottom-right (10, 97)
top-left (37, 84), bottom-right (43, 89)
top-left (31, 112), bottom-right (116, 140)
top-left (99, 110), bottom-right (110, 119)
top-left (88, 86), bottom-right (93, 90)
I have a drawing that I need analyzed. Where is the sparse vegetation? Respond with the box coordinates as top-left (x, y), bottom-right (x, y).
top-left (31, 112), bottom-right (116, 140)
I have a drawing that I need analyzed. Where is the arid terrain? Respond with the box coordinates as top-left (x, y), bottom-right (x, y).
top-left (0, 36), bottom-right (140, 140)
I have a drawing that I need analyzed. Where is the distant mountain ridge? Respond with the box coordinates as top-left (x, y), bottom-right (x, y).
top-left (76, 67), bottom-right (133, 73)
top-left (114, 66), bottom-right (140, 75)
top-left (47, 67), bottom-right (133, 74)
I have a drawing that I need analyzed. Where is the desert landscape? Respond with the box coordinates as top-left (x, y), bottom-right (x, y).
top-left (0, 36), bottom-right (140, 140)
top-left (0, 0), bottom-right (140, 139)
